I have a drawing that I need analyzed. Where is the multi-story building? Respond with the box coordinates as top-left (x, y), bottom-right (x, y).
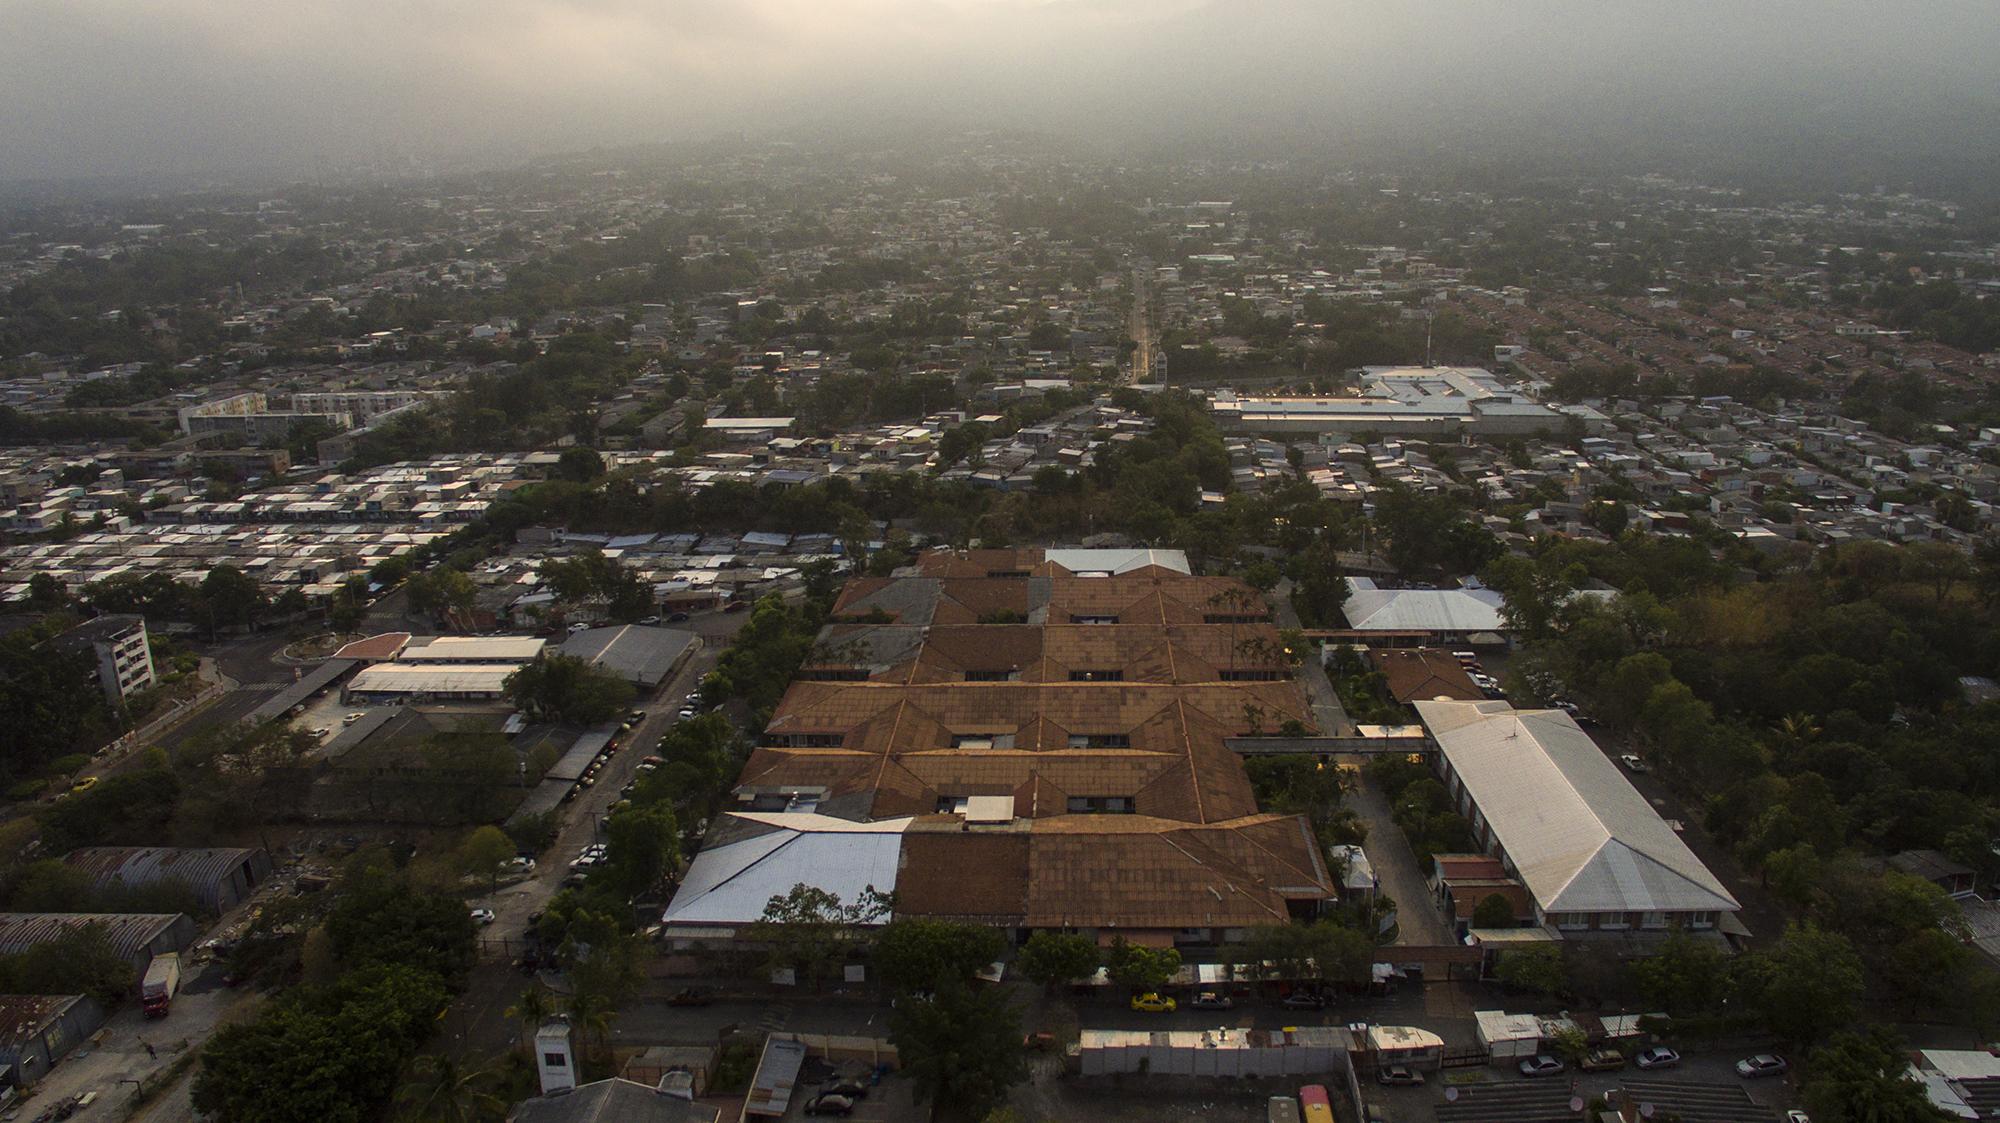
top-left (52, 614), bottom-right (156, 707)
top-left (663, 548), bottom-right (1338, 949)
top-left (1416, 699), bottom-right (1741, 942)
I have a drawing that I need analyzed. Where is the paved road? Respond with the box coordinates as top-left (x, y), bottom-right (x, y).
top-left (470, 610), bottom-right (748, 945)
top-left (1127, 264), bottom-right (1156, 385)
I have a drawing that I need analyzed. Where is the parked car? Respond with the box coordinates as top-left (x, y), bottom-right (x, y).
top-left (1633, 1046), bottom-right (1680, 1070)
top-left (1736, 1054), bottom-right (1789, 1079)
top-left (469, 908), bottom-right (496, 925)
top-left (1130, 993), bottom-right (1178, 1013)
top-left (1280, 990), bottom-right (1327, 1010)
top-left (677, 706), bottom-right (697, 719)
top-left (1619, 754), bottom-right (1650, 773)
top-left (803, 1094), bottom-right (854, 1116)
top-left (666, 987), bottom-right (714, 1007)
top-left (1518, 1055), bottom-right (1565, 1078)
top-left (1376, 1065), bottom-right (1424, 1086)
top-left (502, 857), bottom-right (536, 873)
top-left (1785, 1113), bottom-right (1811, 1123)
top-left (628, 709), bottom-right (647, 721)
top-left (668, 611), bottom-right (691, 622)
top-left (343, 712), bottom-right (366, 725)
top-left (1189, 991), bottom-right (1234, 1011)
top-left (638, 616), bottom-right (661, 626)
top-left (819, 1079), bottom-right (868, 1099)
top-left (1580, 1049), bottom-right (1627, 1072)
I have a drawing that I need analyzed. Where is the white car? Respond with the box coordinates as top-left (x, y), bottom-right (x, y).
top-left (1633, 1045), bottom-right (1680, 1070)
top-left (503, 856), bottom-right (536, 873)
top-left (469, 908), bottom-right (496, 925)
top-left (1619, 754), bottom-right (1650, 773)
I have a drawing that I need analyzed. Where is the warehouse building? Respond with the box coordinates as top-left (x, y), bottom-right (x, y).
top-left (0, 995), bottom-right (108, 1089)
top-left (62, 847), bottom-right (274, 914)
top-left (0, 914), bottom-right (198, 978)
top-left (665, 549), bottom-right (1337, 949)
top-left (1416, 699), bottom-right (1741, 941)
top-left (558, 625), bottom-right (700, 688)
top-left (343, 663), bottom-right (519, 703)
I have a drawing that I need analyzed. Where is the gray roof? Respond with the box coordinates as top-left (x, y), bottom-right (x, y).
top-left (62, 847), bottom-right (266, 910)
top-left (509, 1080), bottom-right (718, 1123)
top-left (1343, 578), bottom-right (1506, 633)
top-left (248, 658), bottom-right (357, 724)
top-left (1417, 700), bottom-right (1739, 917)
top-left (0, 913), bottom-right (194, 963)
top-left (559, 626), bottom-right (698, 687)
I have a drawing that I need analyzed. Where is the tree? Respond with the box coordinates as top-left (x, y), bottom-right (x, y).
top-left (1015, 931), bottom-right (1100, 989)
top-left (1494, 946), bottom-right (1564, 996)
top-left (504, 654), bottom-right (635, 725)
top-left (1626, 928), bottom-right (1726, 1015)
top-left (193, 964), bottom-right (451, 1123)
top-left (199, 564), bottom-right (267, 635)
top-left (555, 446), bottom-right (606, 483)
top-left (1800, 1029), bottom-right (1951, 1123)
top-left (889, 983), bottom-right (1028, 1123)
top-left (395, 1053), bottom-right (505, 1123)
top-left (456, 826), bottom-right (514, 891)
top-left (1104, 937), bottom-right (1182, 992)
top-left (1759, 923), bottom-right (1864, 1045)
top-left (747, 883), bottom-right (890, 988)
top-left (504, 985), bottom-right (557, 1057)
top-left (872, 919), bottom-right (1006, 995)
top-left (0, 921), bottom-right (135, 1004)
top-left (1471, 893), bottom-right (1517, 930)
top-left (598, 802), bottom-right (679, 898)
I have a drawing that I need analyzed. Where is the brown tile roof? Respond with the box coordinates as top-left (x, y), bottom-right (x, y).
top-left (894, 831), bottom-right (1029, 923)
top-left (1370, 648), bottom-right (1483, 703)
top-left (714, 567), bottom-right (1340, 931)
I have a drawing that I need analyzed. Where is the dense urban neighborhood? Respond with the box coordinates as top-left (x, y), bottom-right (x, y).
top-left (2, 132), bottom-right (2000, 1123)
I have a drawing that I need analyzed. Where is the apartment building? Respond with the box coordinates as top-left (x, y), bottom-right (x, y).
top-left (51, 614), bottom-right (156, 706)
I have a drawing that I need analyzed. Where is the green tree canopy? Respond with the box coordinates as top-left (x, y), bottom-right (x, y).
top-left (504, 654), bottom-right (635, 725)
top-left (889, 983), bottom-right (1028, 1122)
top-left (871, 919), bottom-right (1006, 995)
top-left (1015, 930), bottom-right (1101, 989)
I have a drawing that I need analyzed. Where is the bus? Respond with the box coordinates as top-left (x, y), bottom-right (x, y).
top-left (1299, 1084), bottom-right (1334, 1123)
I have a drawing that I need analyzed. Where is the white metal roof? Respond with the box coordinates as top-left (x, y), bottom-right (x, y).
top-left (1343, 578), bottom-right (1506, 632)
top-left (1417, 699), bottom-right (1739, 917)
top-left (662, 814), bottom-right (911, 926)
top-left (345, 663), bottom-right (519, 694)
top-left (1041, 548), bottom-right (1191, 576)
top-left (399, 635), bottom-right (545, 662)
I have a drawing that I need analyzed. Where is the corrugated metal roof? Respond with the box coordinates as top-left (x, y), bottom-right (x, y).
top-left (663, 814), bottom-right (910, 926)
top-left (62, 847), bottom-right (262, 909)
top-left (1417, 700), bottom-right (1739, 915)
top-left (0, 913), bottom-right (189, 962)
top-left (1343, 579), bottom-right (1505, 633)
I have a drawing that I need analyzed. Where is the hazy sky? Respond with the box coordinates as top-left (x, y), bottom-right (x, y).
top-left (3, 0), bottom-right (1997, 181)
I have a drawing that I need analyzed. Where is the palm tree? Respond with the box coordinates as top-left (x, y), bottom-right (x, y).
top-left (504, 984), bottom-right (555, 1057)
top-left (397, 1053), bottom-right (504, 1123)
top-left (565, 988), bottom-right (616, 1077)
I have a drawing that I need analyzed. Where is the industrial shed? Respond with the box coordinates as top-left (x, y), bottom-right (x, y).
top-left (558, 626), bottom-right (699, 687)
top-left (0, 914), bottom-right (197, 978)
top-left (0, 995), bottom-right (107, 1089)
top-left (62, 847), bottom-right (273, 914)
